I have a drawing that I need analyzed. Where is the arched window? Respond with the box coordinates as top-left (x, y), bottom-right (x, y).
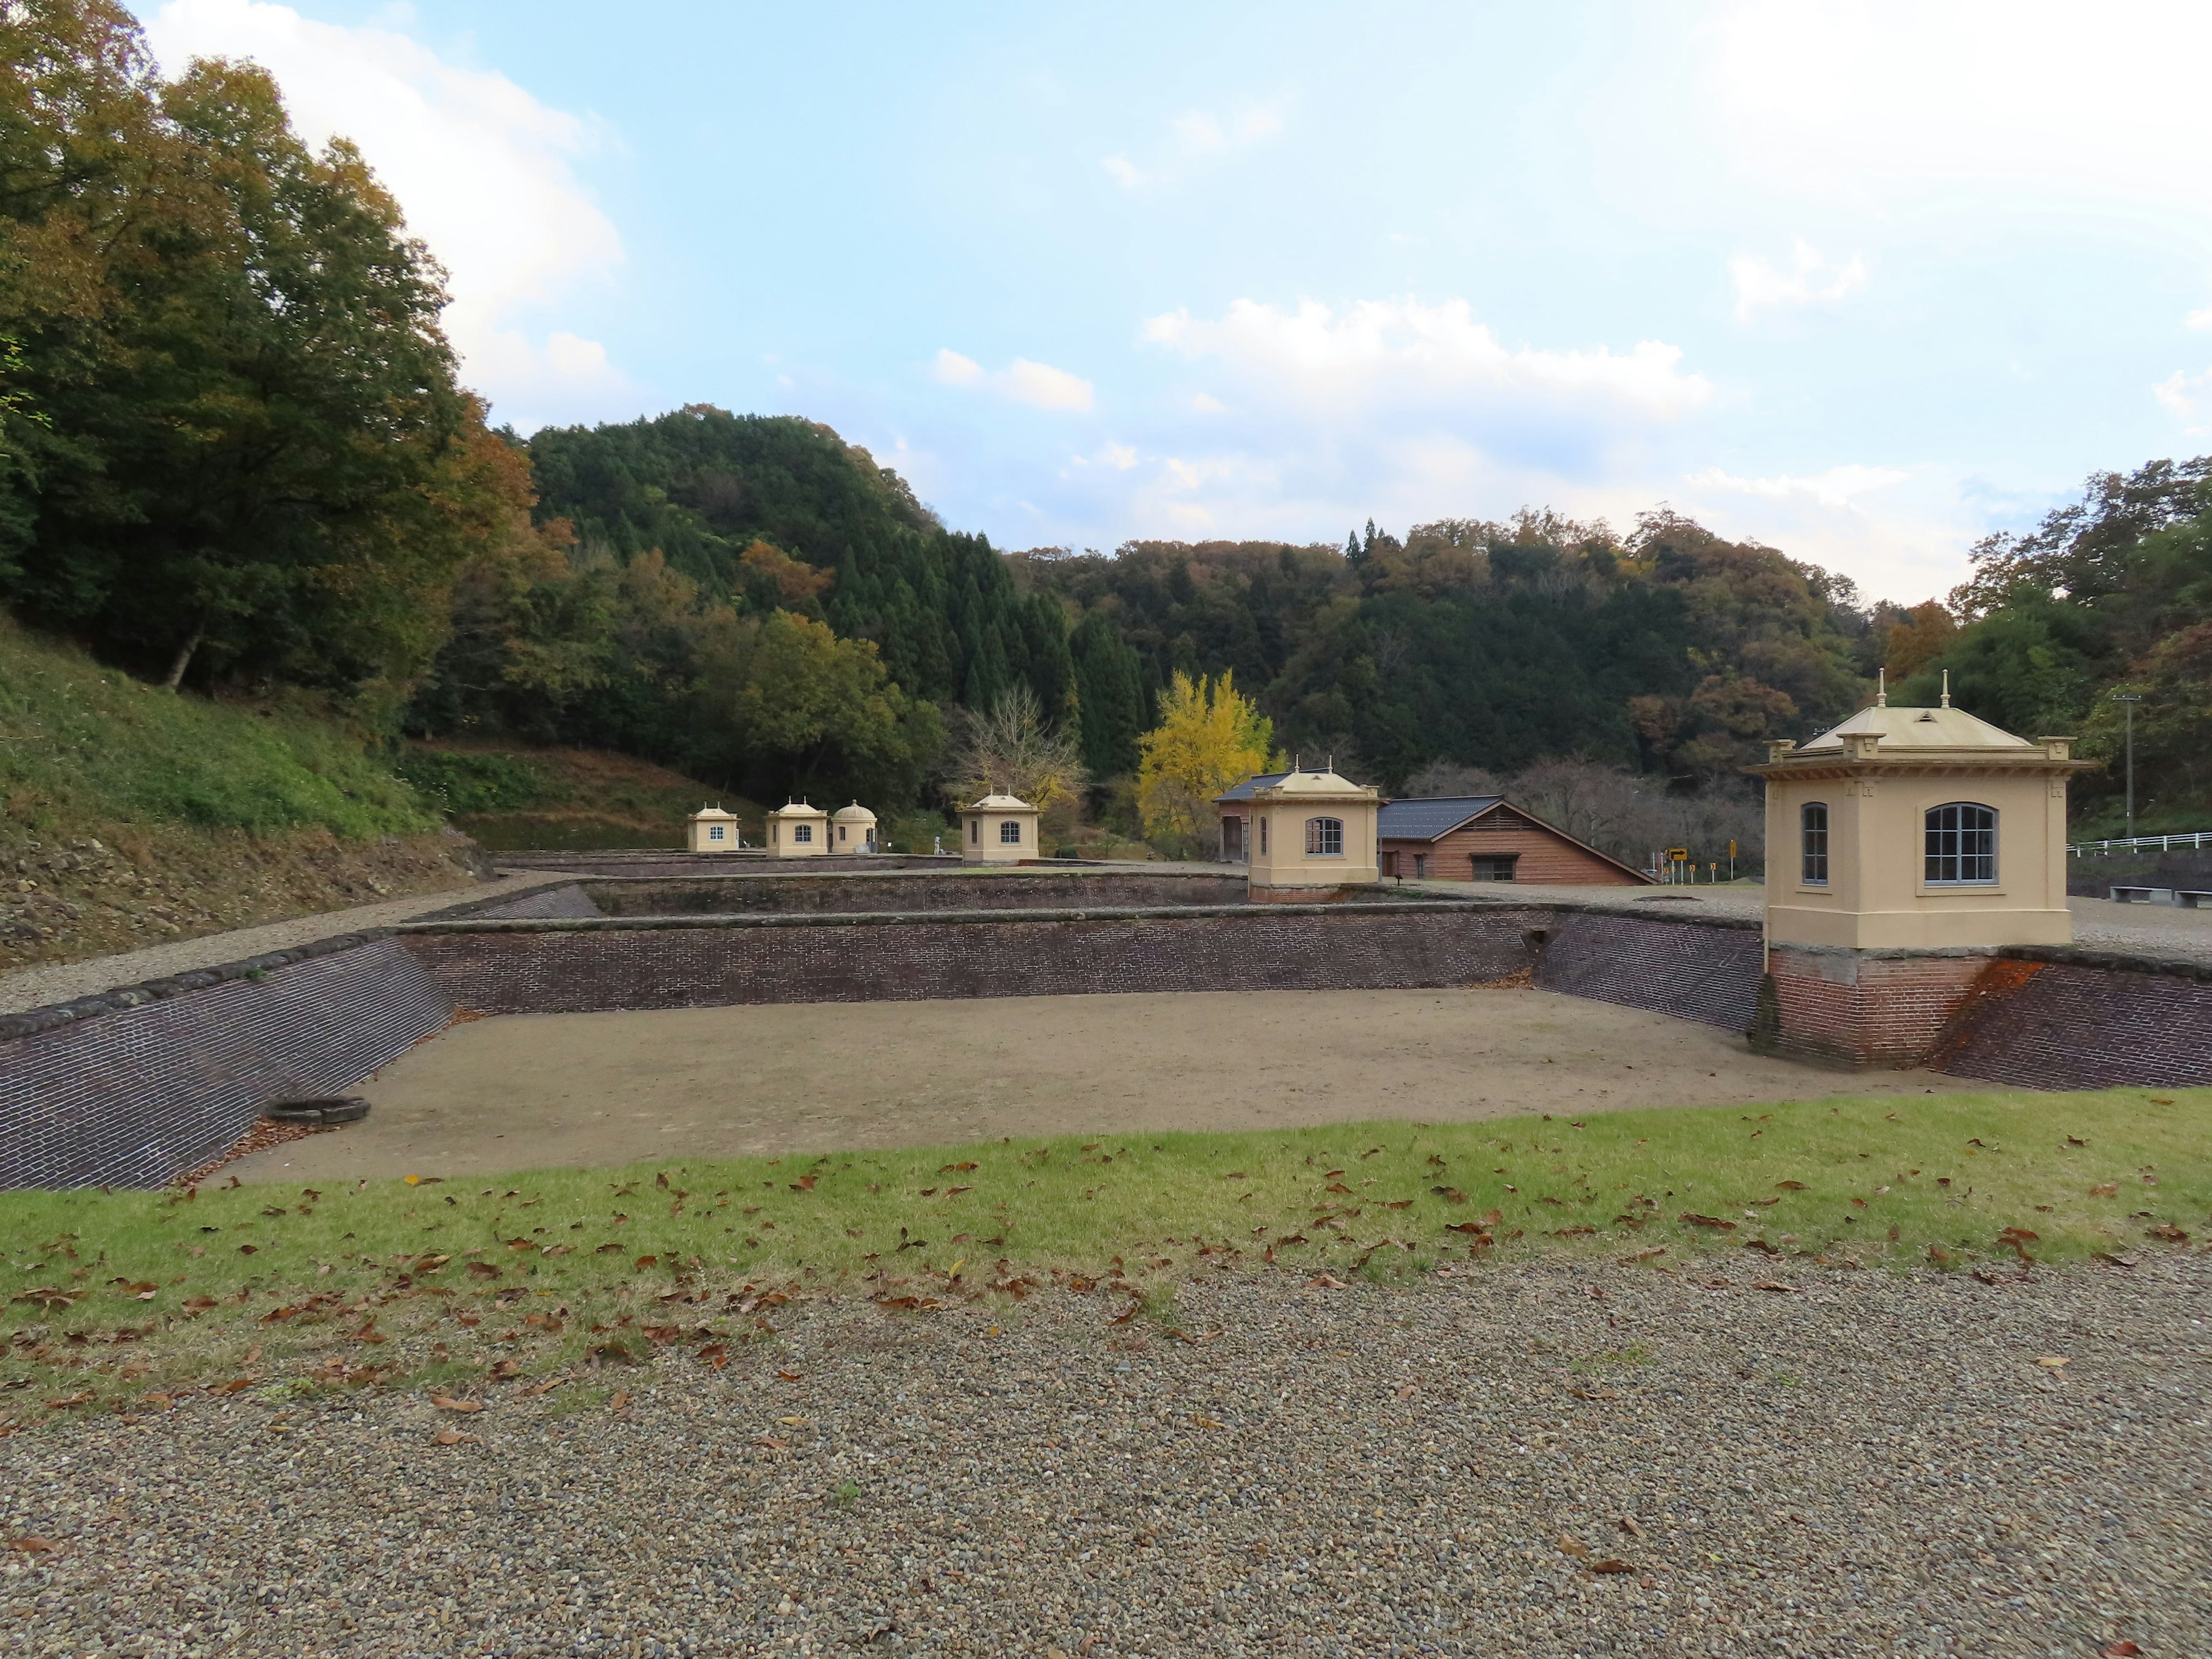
top-left (1305, 816), bottom-right (1344, 856)
top-left (709, 824), bottom-right (726, 843)
top-left (999, 819), bottom-right (1022, 844)
top-left (794, 823), bottom-right (812, 844)
top-left (1800, 802), bottom-right (1828, 885)
top-left (1925, 802), bottom-right (1997, 884)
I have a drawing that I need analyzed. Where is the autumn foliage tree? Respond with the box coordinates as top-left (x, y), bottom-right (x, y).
top-left (1135, 671), bottom-right (1279, 855)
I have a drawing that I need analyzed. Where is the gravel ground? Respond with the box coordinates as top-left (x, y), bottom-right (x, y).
top-left (3, 1255), bottom-right (2206, 1658)
top-left (0, 872), bottom-right (566, 1016)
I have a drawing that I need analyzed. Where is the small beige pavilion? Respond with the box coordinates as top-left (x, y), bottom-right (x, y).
top-left (831, 801), bottom-right (878, 854)
top-left (1245, 764), bottom-right (1381, 899)
top-left (1751, 677), bottom-right (2091, 950)
top-left (960, 793), bottom-right (1039, 863)
top-left (764, 800), bottom-right (830, 858)
top-left (684, 804), bottom-right (742, 853)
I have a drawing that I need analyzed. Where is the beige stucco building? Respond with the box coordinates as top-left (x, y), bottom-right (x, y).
top-left (960, 793), bottom-right (1039, 863)
top-left (831, 801), bottom-right (878, 854)
top-left (764, 800), bottom-right (830, 857)
top-left (684, 804), bottom-right (741, 853)
top-left (1245, 766), bottom-right (1381, 898)
top-left (1749, 691), bottom-right (2090, 951)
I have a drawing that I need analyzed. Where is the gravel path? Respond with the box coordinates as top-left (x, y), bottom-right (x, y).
top-left (0, 872), bottom-right (567, 1016)
top-left (3, 1255), bottom-right (2205, 1657)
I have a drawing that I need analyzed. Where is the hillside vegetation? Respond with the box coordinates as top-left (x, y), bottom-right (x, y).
top-left (393, 744), bottom-right (754, 852)
top-left (0, 618), bottom-right (477, 972)
top-left (5, 6), bottom-right (2205, 862)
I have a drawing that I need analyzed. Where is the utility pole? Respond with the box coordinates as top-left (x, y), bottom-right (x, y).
top-left (2111, 692), bottom-right (2142, 841)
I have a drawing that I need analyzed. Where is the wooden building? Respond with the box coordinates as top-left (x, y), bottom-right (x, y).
top-left (1215, 777), bottom-right (1649, 885)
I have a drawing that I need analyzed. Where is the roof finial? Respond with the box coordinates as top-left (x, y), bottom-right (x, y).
top-left (1940, 669), bottom-right (1951, 709)
top-left (1876, 667), bottom-right (1887, 709)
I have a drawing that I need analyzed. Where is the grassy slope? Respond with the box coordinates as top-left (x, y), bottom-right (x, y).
top-left (2, 1086), bottom-right (2202, 1422)
top-left (0, 618), bottom-right (488, 971)
top-left (395, 741), bottom-right (757, 851)
top-left (0, 617), bottom-right (434, 841)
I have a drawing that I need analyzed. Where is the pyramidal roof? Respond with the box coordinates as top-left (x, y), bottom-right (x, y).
top-left (1798, 703), bottom-right (2035, 753)
top-left (1252, 765), bottom-right (1377, 798)
top-left (966, 793), bottom-right (1036, 811)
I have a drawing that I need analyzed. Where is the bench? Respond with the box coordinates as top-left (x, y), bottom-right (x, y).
top-left (2181, 891), bottom-right (2212, 910)
top-left (2110, 886), bottom-right (2159, 903)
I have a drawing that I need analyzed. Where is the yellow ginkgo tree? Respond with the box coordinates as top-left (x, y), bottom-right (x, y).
top-left (1135, 671), bottom-right (1281, 854)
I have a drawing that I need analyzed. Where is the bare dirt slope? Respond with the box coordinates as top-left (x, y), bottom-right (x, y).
top-left (232, 987), bottom-right (1980, 1181)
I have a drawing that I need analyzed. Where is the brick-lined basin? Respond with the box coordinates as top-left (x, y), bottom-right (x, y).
top-left (3, 880), bottom-right (2207, 1189)
top-left (552, 869), bottom-right (1257, 919)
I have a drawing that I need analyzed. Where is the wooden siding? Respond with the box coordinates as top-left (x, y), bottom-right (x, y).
top-left (1380, 805), bottom-right (1643, 886)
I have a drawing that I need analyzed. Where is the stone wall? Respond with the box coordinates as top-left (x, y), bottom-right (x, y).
top-left (0, 938), bottom-right (452, 1189)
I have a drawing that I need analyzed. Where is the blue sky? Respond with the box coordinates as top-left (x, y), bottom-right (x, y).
top-left (142, 1), bottom-right (2212, 605)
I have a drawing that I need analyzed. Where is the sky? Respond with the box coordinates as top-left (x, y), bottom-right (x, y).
top-left (138, 0), bottom-right (2212, 607)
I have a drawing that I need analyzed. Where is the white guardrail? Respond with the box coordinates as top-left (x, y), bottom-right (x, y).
top-left (2069, 832), bottom-right (2212, 856)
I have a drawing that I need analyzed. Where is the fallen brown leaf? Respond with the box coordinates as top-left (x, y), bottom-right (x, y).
top-left (430, 1395), bottom-right (483, 1413)
top-left (1556, 1533), bottom-right (1590, 1558)
top-left (432, 1430), bottom-right (475, 1446)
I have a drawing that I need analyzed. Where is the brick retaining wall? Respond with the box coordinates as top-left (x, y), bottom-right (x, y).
top-left (577, 872), bottom-right (1249, 918)
top-left (1940, 959), bottom-right (2212, 1089)
top-left (0, 939), bottom-right (452, 1190)
top-left (1759, 947), bottom-right (1991, 1069)
top-left (396, 904), bottom-right (1541, 1014)
top-left (1529, 908), bottom-right (1764, 1031)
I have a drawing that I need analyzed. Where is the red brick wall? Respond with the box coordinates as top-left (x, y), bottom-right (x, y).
top-left (1382, 806), bottom-right (1642, 885)
top-left (1765, 946), bottom-right (1995, 1067)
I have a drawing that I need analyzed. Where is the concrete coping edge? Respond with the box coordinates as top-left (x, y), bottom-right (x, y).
top-left (0, 927), bottom-right (397, 1043)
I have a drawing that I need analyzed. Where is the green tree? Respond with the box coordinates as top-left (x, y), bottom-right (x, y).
top-left (712, 610), bottom-right (942, 809)
top-left (1, 11), bottom-right (486, 701)
top-left (1070, 612), bottom-right (1146, 779)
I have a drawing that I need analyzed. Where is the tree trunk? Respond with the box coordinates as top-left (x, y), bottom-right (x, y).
top-left (162, 621), bottom-right (206, 691)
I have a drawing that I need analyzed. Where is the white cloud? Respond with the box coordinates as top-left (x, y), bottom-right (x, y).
top-left (2188, 306), bottom-right (2212, 332)
top-left (933, 349), bottom-right (1094, 412)
top-left (1729, 239), bottom-right (1867, 321)
top-left (146, 0), bottom-right (632, 429)
top-left (1706, 1), bottom-right (2212, 215)
top-left (1190, 392), bottom-right (1226, 414)
top-left (1104, 100), bottom-right (1285, 190)
top-left (2153, 366), bottom-right (2212, 433)
top-left (1685, 463), bottom-right (1907, 509)
top-left (1142, 297), bottom-right (1711, 419)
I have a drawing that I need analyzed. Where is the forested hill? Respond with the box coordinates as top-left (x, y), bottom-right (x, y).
top-left (1011, 512), bottom-right (1881, 786)
top-left (524, 410), bottom-right (1071, 715)
top-left (509, 415), bottom-right (1891, 793)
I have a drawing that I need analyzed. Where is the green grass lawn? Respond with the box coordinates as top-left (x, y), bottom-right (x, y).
top-left (3, 1086), bottom-right (2204, 1426)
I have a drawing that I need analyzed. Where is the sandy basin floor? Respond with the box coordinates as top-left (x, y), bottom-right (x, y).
top-left (232, 987), bottom-right (1981, 1181)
